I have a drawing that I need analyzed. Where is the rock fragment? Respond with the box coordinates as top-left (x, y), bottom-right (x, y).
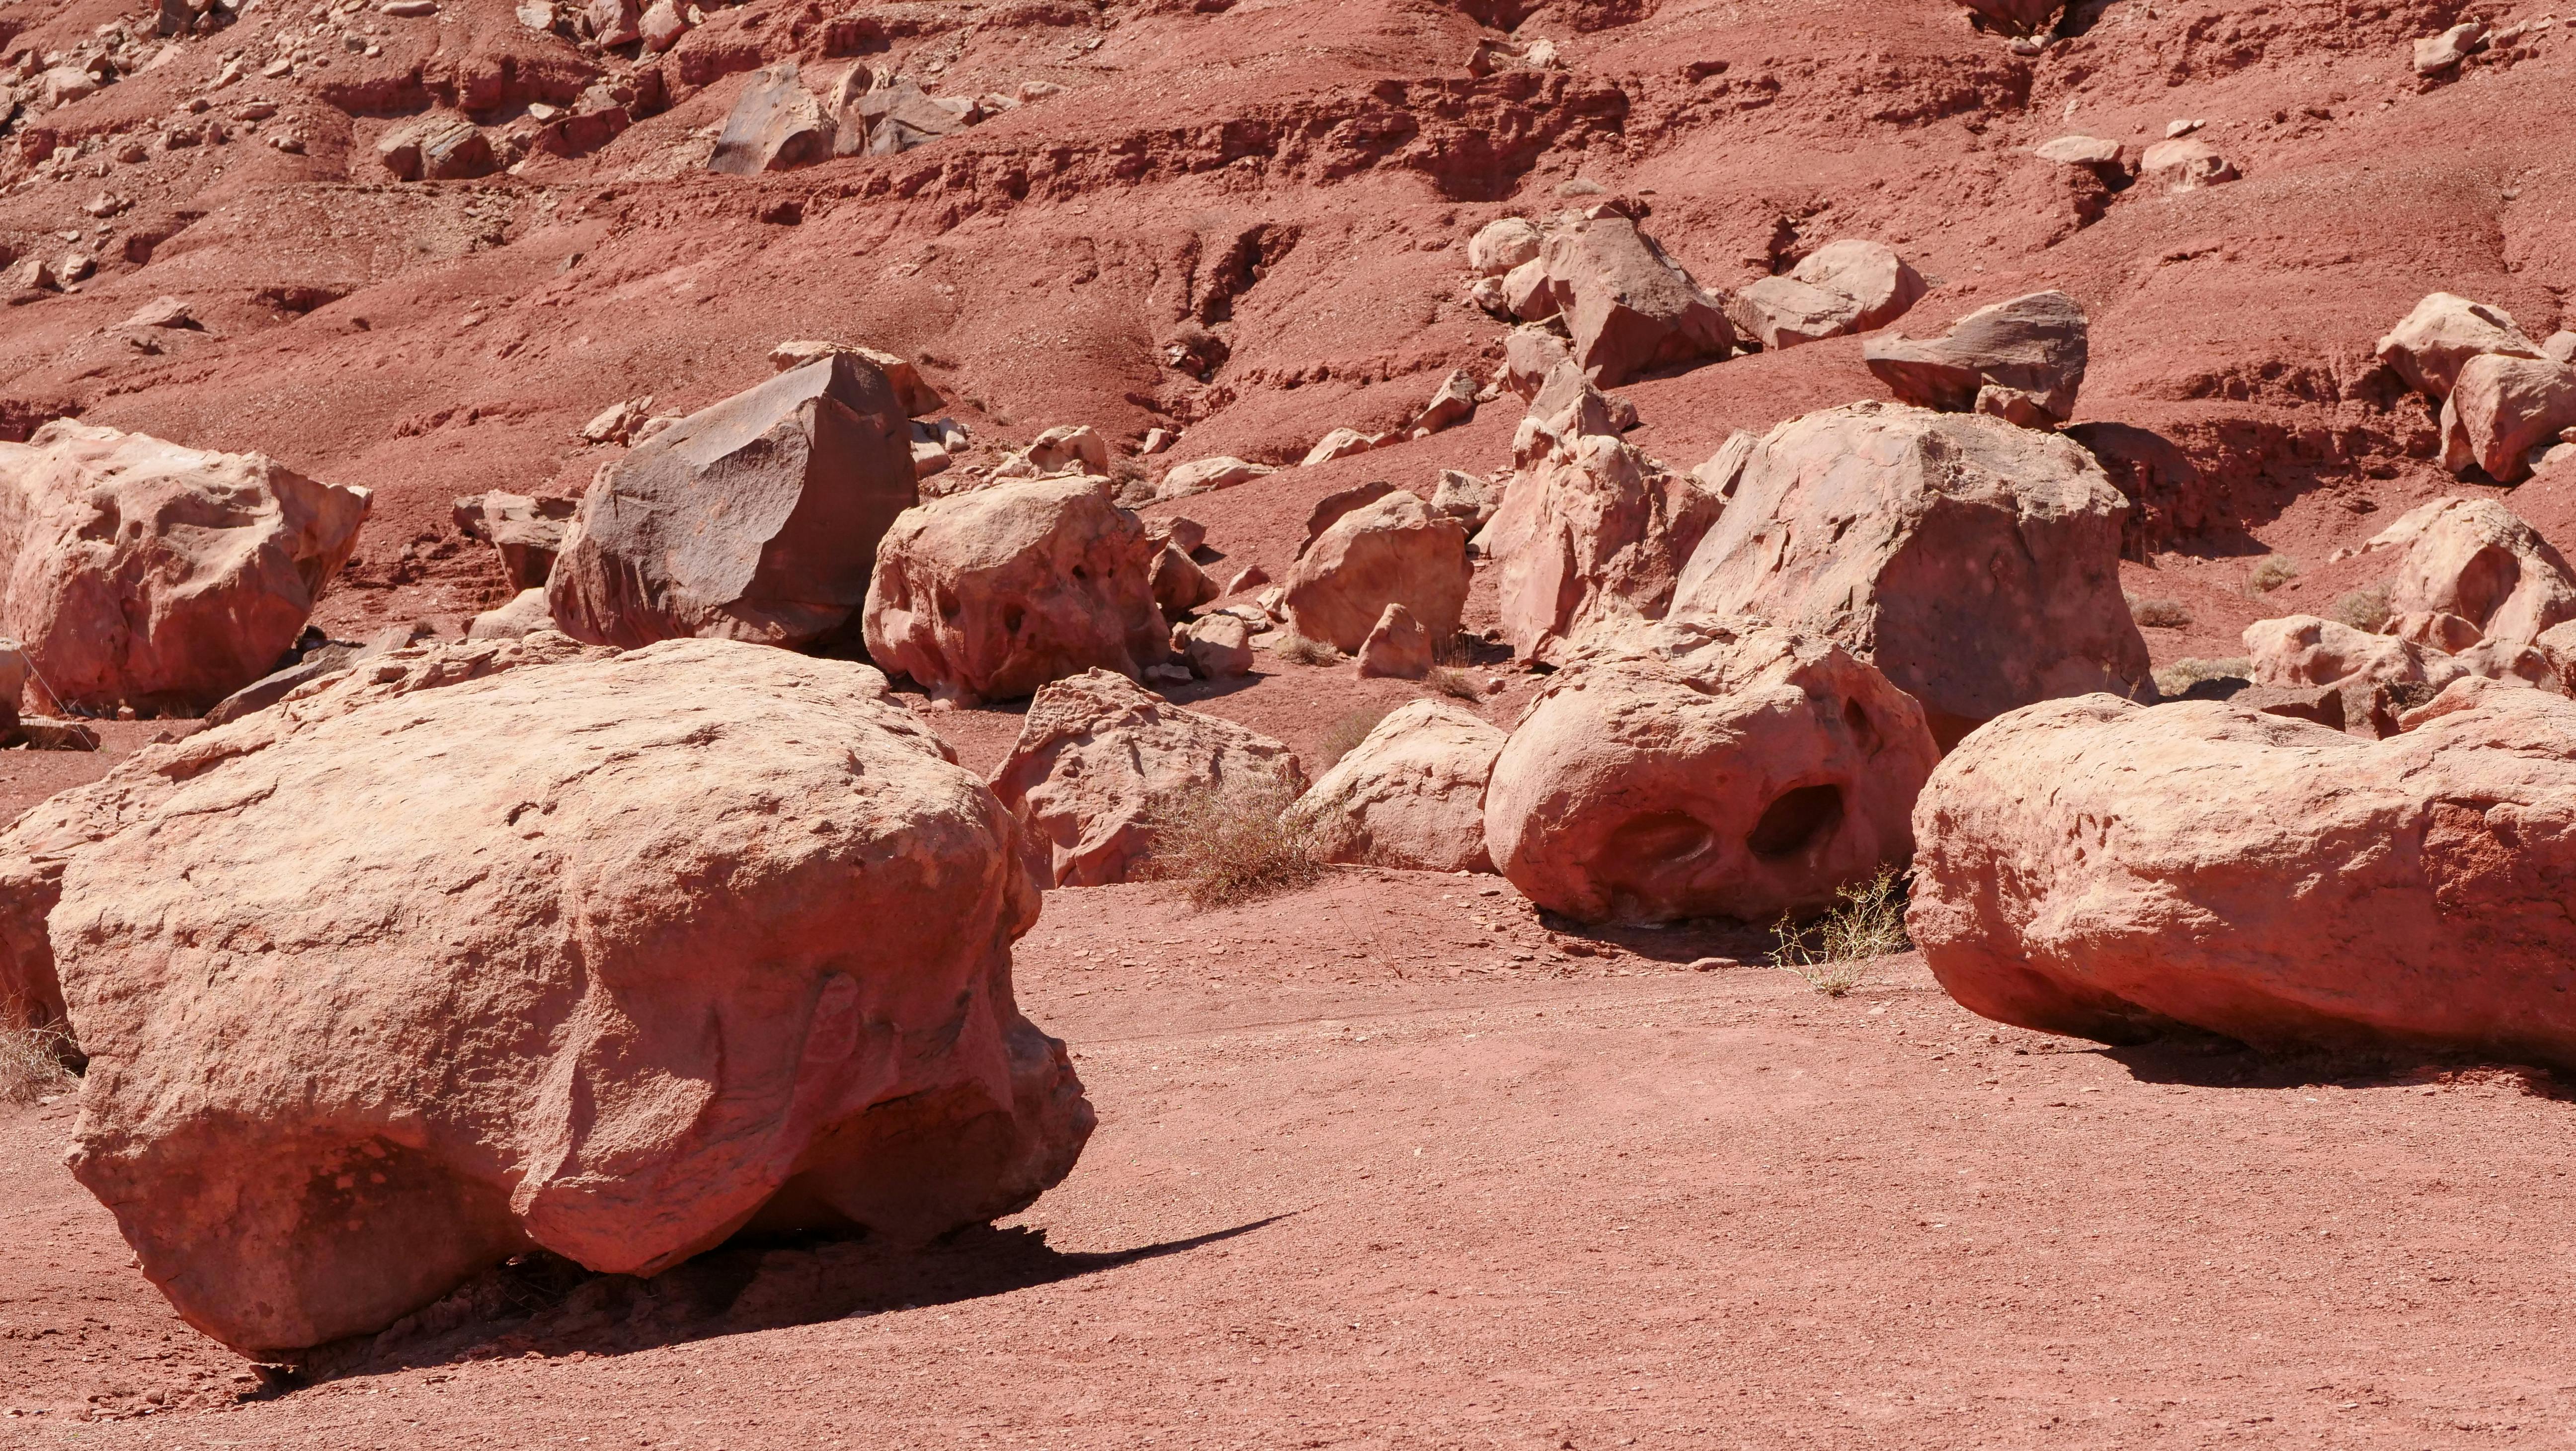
top-left (1862, 290), bottom-right (2089, 426)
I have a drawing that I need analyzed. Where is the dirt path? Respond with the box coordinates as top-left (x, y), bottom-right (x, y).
top-left (5, 873), bottom-right (2574, 1448)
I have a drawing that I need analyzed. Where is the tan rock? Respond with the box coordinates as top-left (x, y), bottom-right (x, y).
top-left (1485, 431), bottom-right (1721, 664)
top-left (2033, 134), bottom-right (2122, 167)
top-left (1294, 699), bottom-right (1503, 874)
top-left (549, 354), bottom-right (916, 650)
top-left (1862, 290), bottom-right (2088, 424)
top-left (1485, 620), bottom-right (1939, 925)
top-left (1538, 212), bottom-right (1734, 387)
top-left (2243, 614), bottom-right (2465, 691)
top-left (1176, 612), bottom-right (1253, 678)
top-left (990, 668), bottom-right (1300, 886)
top-left (0, 422), bottom-right (370, 715)
top-left (1284, 491), bottom-right (1471, 654)
top-left (54, 639), bottom-right (1089, 1356)
top-left (639, 0), bottom-right (685, 51)
top-left (2137, 136), bottom-right (2238, 190)
top-left (1430, 469), bottom-right (1501, 534)
top-left (2374, 292), bottom-right (2543, 400)
top-left (863, 475), bottom-right (1168, 704)
top-left (1408, 368), bottom-right (1479, 438)
top-left (1301, 427), bottom-right (1376, 468)
top-left (1157, 456), bottom-right (1272, 498)
top-left (1724, 274), bottom-right (1863, 353)
top-left (1301, 482), bottom-right (1400, 555)
top-left (2356, 496), bottom-right (2576, 647)
top-left (1497, 325), bottom-right (1575, 399)
top-left (767, 340), bottom-right (945, 417)
top-left (1908, 682), bottom-right (2576, 1064)
top-left (1355, 602), bottom-right (1433, 680)
top-left (1671, 401), bottom-right (2149, 747)
top-left (1502, 257), bottom-right (1557, 322)
top-left (466, 587), bottom-right (556, 640)
top-left (707, 62), bottom-right (829, 174)
top-left (1785, 239), bottom-right (1926, 331)
top-left (2446, 354), bottom-right (2576, 484)
top-left (1151, 543), bottom-right (1219, 618)
top-left (2414, 20), bottom-right (2486, 73)
top-left (996, 424), bottom-right (1109, 480)
top-left (1466, 217), bottom-right (1544, 276)
top-left (453, 489), bottom-right (577, 591)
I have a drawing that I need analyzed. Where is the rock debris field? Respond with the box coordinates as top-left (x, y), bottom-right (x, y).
top-left (5, 0), bottom-right (2576, 1441)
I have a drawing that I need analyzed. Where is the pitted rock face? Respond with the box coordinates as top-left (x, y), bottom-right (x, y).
top-left (862, 475), bottom-right (1170, 705)
top-left (0, 421), bottom-right (370, 715)
top-left (1672, 401), bottom-right (2151, 748)
top-left (1483, 620), bottom-right (1939, 925)
top-left (1908, 682), bottom-right (2576, 1064)
top-left (54, 639), bottom-right (1091, 1357)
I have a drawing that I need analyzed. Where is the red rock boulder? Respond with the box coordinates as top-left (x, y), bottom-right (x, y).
top-left (1862, 290), bottom-right (2089, 425)
top-left (863, 475), bottom-right (1169, 704)
top-left (706, 62), bottom-right (830, 174)
top-left (1908, 682), bottom-right (2576, 1063)
top-left (2355, 496), bottom-right (2576, 649)
top-left (2374, 292), bottom-right (2543, 400)
top-left (1283, 490), bottom-right (1471, 654)
top-left (548, 353), bottom-right (917, 650)
top-left (1295, 699), bottom-right (1504, 875)
top-left (1671, 401), bottom-right (2151, 748)
top-left (1484, 620), bottom-right (1939, 925)
top-left (1537, 211), bottom-right (1734, 387)
top-left (54, 639), bottom-right (1091, 1356)
top-left (0, 421), bottom-right (370, 715)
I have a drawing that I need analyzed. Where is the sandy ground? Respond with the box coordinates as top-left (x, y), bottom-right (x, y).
top-left (6, 871), bottom-right (2574, 1449)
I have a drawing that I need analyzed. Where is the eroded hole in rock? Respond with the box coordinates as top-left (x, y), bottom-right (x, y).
top-left (1747, 784), bottom-right (1844, 860)
top-left (1842, 699), bottom-right (1880, 753)
top-left (1604, 810), bottom-right (1715, 865)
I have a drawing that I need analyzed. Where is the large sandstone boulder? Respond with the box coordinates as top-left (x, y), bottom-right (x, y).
top-left (1293, 699), bottom-right (1503, 874)
top-left (707, 62), bottom-right (830, 174)
top-left (1723, 240), bottom-right (1927, 352)
top-left (1485, 620), bottom-right (1939, 925)
top-left (1538, 211), bottom-right (1734, 387)
top-left (1284, 491), bottom-right (1471, 653)
top-left (54, 638), bottom-right (1091, 1357)
top-left (548, 353), bottom-right (917, 650)
top-left (1484, 423), bottom-right (1721, 664)
top-left (0, 421), bottom-right (370, 715)
top-left (2444, 353), bottom-right (2576, 483)
top-left (2354, 496), bottom-right (2576, 649)
top-left (863, 475), bottom-right (1168, 704)
top-left (990, 668), bottom-right (1301, 887)
top-left (1862, 290), bottom-right (2089, 426)
top-left (1672, 401), bottom-right (2152, 748)
top-left (1908, 682), bottom-right (2576, 1064)
top-left (2375, 292), bottom-right (2543, 400)
top-left (2244, 614), bottom-right (2465, 693)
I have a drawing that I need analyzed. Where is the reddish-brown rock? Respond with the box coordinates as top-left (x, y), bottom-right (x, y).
top-left (1537, 212), bottom-right (1734, 387)
top-left (1354, 602), bottom-right (1433, 679)
top-left (863, 475), bottom-right (1169, 704)
top-left (990, 668), bottom-right (1301, 887)
top-left (1862, 290), bottom-right (2089, 425)
top-left (1484, 620), bottom-right (1939, 925)
top-left (1294, 699), bottom-right (1504, 875)
top-left (53, 638), bottom-right (1090, 1357)
top-left (2445, 354), bottom-right (2576, 484)
top-left (2375, 292), bottom-right (2544, 400)
top-left (1671, 402), bottom-right (2151, 747)
top-left (1485, 430), bottom-right (1721, 664)
top-left (0, 421), bottom-right (370, 715)
top-left (548, 354), bottom-right (917, 650)
top-left (1283, 490), bottom-right (1471, 654)
top-left (1908, 682), bottom-right (2576, 1064)
top-left (2355, 496), bottom-right (2576, 648)
top-left (707, 62), bottom-right (830, 174)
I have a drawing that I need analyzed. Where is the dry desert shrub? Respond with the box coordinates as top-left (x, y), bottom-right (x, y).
top-left (1, 1018), bottom-right (77, 1106)
top-left (1769, 868), bottom-right (1912, 998)
top-left (1273, 634), bottom-right (1340, 667)
top-left (2153, 655), bottom-right (2252, 697)
top-left (2126, 594), bottom-right (2192, 629)
top-left (1140, 770), bottom-right (1332, 908)
top-left (1426, 666), bottom-right (1482, 701)
top-left (2248, 555), bottom-right (2300, 593)
top-left (2332, 584), bottom-right (2392, 633)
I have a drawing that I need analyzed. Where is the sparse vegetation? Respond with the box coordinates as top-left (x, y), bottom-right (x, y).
top-left (2153, 655), bottom-right (2253, 698)
top-left (1768, 868), bottom-right (1912, 998)
top-left (1274, 634), bottom-right (1340, 667)
top-left (1427, 666), bottom-right (1482, 701)
top-left (0, 1016), bottom-right (77, 1106)
top-left (2126, 594), bottom-right (2193, 629)
top-left (1140, 770), bottom-right (1332, 908)
top-left (1318, 703), bottom-right (1396, 771)
top-left (2249, 555), bottom-right (2300, 593)
top-left (2332, 584), bottom-right (2393, 634)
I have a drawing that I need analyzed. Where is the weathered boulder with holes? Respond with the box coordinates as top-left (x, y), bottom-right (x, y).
top-left (1908, 680), bottom-right (2576, 1065)
top-left (2245, 614), bottom-right (2464, 693)
top-left (1294, 700), bottom-right (1504, 874)
top-left (1673, 402), bottom-right (2150, 747)
top-left (1863, 290), bottom-right (2089, 426)
top-left (863, 475), bottom-right (1168, 704)
top-left (53, 638), bottom-right (1091, 1357)
top-left (1724, 239), bottom-right (1926, 351)
top-left (1539, 210), bottom-right (1734, 387)
top-left (1485, 620), bottom-right (1940, 925)
top-left (548, 353), bottom-right (917, 650)
top-left (1285, 491), bottom-right (1471, 654)
top-left (2376, 293), bottom-right (2544, 400)
top-left (990, 668), bottom-right (1301, 887)
top-left (2355, 497), bottom-right (2576, 649)
top-left (708, 62), bottom-right (830, 174)
top-left (0, 421), bottom-right (370, 715)
top-left (2442, 354), bottom-right (2576, 483)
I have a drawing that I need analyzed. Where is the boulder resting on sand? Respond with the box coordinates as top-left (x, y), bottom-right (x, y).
top-left (0, 421), bottom-right (370, 715)
top-left (1295, 700), bottom-right (1503, 874)
top-left (1484, 620), bottom-right (1939, 925)
top-left (548, 353), bottom-right (917, 650)
top-left (990, 668), bottom-right (1301, 887)
top-left (1284, 491), bottom-right (1471, 654)
top-left (51, 637), bottom-right (1091, 1357)
top-left (1908, 681), bottom-right (2576, 1065)
top-left (1672, 401), bottom-right (2151, 748)
top-left (1538, 210), bottom-right (1734, 387)
top-left (863, 476), bottom-right (1169, 704)
top-left (1862, 290), bottom-right (2089, 426)
top-left (2374, 292), bottom-right (2543, 400)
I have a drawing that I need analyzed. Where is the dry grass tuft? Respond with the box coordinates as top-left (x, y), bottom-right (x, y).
top-left (1141, 771), bottom-right (1332, 909)
top-left (2332, 584), bottom-right (2392, 634)
top-left (1317, 703), bottom-right (1396, 772)
top-left (0, 1015), bottom-right (77, 1106)
top-left (2152, 655), bottom-right (2253, 697)
top-left (1427, 665), bottom-right (1482, 701)
top-left (2248, 555), bottom-right (2300, 593)
top-left (1769, 868), bottom-right (1912, 998)
top-left (2126, 594), bottom-right (2192, 629)
top-left (1274, 634), bottom-right (1341, 667)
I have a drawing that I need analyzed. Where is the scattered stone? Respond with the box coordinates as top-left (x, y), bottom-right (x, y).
top-left (1908, 680), bottom-right (2576, 1063)
top-left (1502, 256), bottom-right (1557, 322)
top-left (2414, 20), bottom-right (2487, 74)
top-left (0, 421), bottom-right (370, 714)
top-left (1727, 238), bottom-right (1929, 351)
top-left (852, 78), bottom-right (978, 156)
top-left (466, 587), bottom-right (556, 639)
top-left (1301, 427), bottom-right (1377, 468)
top-left (2245, 614), bottom-right (2464, 693)
top-left (380, 0), bottom-right (437, 13)
top-left (996, 424), bottom-right (1110, 479)
top-left (1139, 427), bottom-right (1175, 455)
top-left (1484, 414), bottom-right (1720, 664)
top-left (1285, 491), bottom-right (1471, 653)
top-left (1862, 289), bottom-right (2089, 426)
top-left (1224, 564), bottom-right (1268, 596)
top-left (639, 0), bottom-right (685, 51)
top-left (2375, 293), bottom-right (2544, 400)
top-left (1151, 543), bottom-right (1219, 617)
top-left (708, 62), bottom-right (828, 174)
top-left (1467, 217), bottom-right (1544, 276)
top-left (49, 638), bottom-right (1090, 1355)
top-left (1157, 456), bottom-right (1272, 498)
top-left (1538, 210), bottom-right (1734, 386)
top-left (2545, 331), bottom-right (2576, 365)
top-left (119, 296), bottom-right (197, 329)
top-left (1294, 700), bottom-right (1503, 874)
top-left (1672, 401), bottom-right (2149, 748)
top-left (550, 354), bottom-right (915, 649)
top-left (2138, 136), bottom-right (2239, 191)
top-left (767, 340), bottom-right (944, 416)
top-left (2353, 497), bottom-right (2576, 648)
top-left (2445, 354), bottom-right (2576, 484)
top-left (578, 395), bottom-right (653, 445)
top-left (1486, 619), bottom-right (1939, 925)
top-left (2033, 134), bottom-right (2123, 167)
top-left (586, 0), bottom-right (639, 44)
top-left (1355, 602), bottom-right (1433, 680)
top-left (990, 668), bottom-right (1299, 886)
top-left (1430, 468), bottom-right (1501, 534)
top-left (377, 117), bottom-right (494, 181)
top-left (1176, 612), bottom-right (1254, 678)
top-left (863, 475), bottom-right (1169, 704)
top-left (1407, 368), bottom-right (1479, 438)
top-left (1301, 482), bottom-right (1401, 555)
top-left (453, 490), bottom-right (578, 590)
